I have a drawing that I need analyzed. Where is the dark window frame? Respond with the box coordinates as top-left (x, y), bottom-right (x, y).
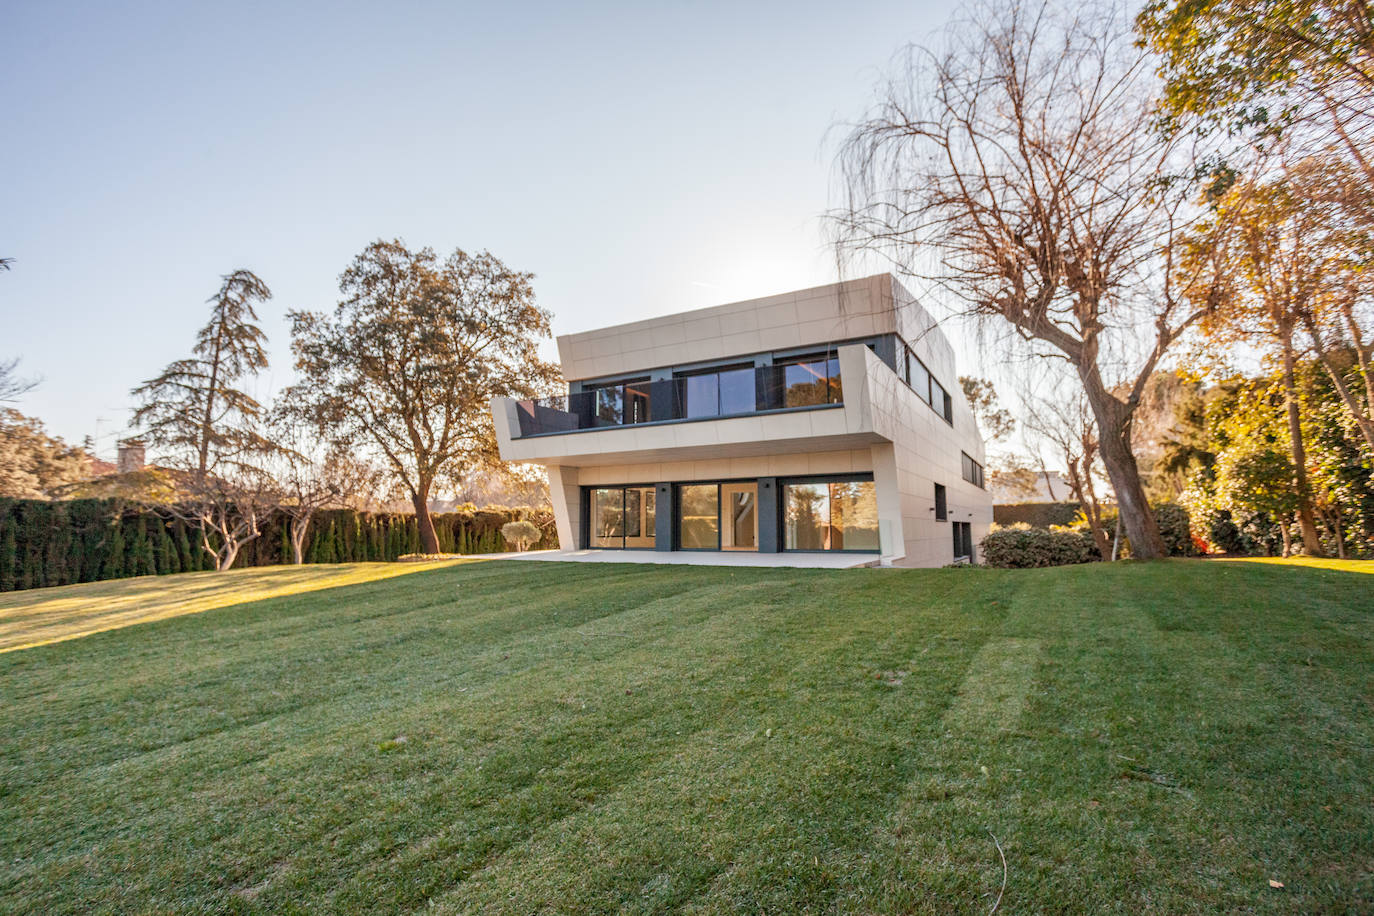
top-left (934, 483), bottom-right (947, 522)
top-left (961, 452), bottom-right (985, 489)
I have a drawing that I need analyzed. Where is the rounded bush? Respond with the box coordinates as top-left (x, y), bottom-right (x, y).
top-left (980, 525), bottom-right (1099, 568)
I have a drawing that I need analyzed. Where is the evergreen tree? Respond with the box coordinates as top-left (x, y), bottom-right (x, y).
top-left (103, 521), bottom-right (126, 579)
top-left (176, 523), bottom-right (196, 572)
top-left (0, 514), bottom-right (16, 592)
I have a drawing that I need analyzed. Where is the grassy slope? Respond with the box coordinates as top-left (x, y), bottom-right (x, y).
top-left (0, 562), bottom-right (462, 652)
top-left (0, 559), bottom-right (1369, 914)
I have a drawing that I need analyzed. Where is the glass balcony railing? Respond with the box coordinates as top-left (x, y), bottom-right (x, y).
top-left (514, 356), bottom-right (842, 437)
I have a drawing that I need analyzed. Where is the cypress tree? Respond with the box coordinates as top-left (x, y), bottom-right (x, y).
top-left (160, 527), bottom-right (178, 574)
top-left (0, 515), bottom-right (16, 592)
top-left (103, 521), bottom-right (126, 579)
top-left (176, 524), bottom-right (195, 573)
top-left (47, 504), bottom-right (71, 587)
top-left (128, 519), bottom-right (145, 577)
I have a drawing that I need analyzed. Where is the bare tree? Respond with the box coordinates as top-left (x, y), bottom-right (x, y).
top-left (187, 465), bottom-right (280, 571)
top-left (1020, 375), bottom-right (1113, 558)
top-left (832, 0), bottom-right (1220, 558)
top-left (0, 358), bottom-right (38, 403)
top-left (267, 403), bottom-right (382, 564)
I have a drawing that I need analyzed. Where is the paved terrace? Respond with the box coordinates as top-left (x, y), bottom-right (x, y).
top-left (489, 549), bottom-right (879, 569)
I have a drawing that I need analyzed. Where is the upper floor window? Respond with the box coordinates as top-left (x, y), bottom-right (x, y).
top-left (961, 452), bottom-right (985, 488)
top-left (900, 344), bottom-right (953, 424)
top-left (931, 378), bottom-right (950, 422)
top-left (907, 350), bottom-right (931, 404)
top-left (934, 483), bottom-right (947, 521)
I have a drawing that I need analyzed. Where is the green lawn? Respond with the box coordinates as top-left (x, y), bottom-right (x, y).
top-left (0, 559), bottom-right (1370, 913)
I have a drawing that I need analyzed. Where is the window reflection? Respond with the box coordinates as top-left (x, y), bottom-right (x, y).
top-left (783, 480), bottom-right (878, 551)
top-left (678, 484), bottom-right (719, 549)
top-left (591, 488), bottom-right (625, 547)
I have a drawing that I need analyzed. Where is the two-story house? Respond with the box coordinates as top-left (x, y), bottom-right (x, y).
top-left (490, 273), bottom-right (992, 566)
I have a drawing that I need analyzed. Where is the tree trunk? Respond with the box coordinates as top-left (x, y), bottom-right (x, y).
top-left (1080, 384), bottom-right (1166, 559)
top-left (1280, 332), bottom-right (1326, 556)
top-left (412, 483), bottom-right (440, 555)
top-left (219, 542), bottom-right (238, 572)
top-left (291, 515), bottom-right (309, 565)
top-left (1279, 519), bottom-right (1292, 558)
top-left (1327, 508), bottom-right (1348, 559)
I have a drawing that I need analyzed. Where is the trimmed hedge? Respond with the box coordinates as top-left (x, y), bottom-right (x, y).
top-left (980, 525), bottom-right (1099, 568)
top-left (992, 502), bottom-right (1083, 528)
top-left (0, 499), bottom-right (558, 593)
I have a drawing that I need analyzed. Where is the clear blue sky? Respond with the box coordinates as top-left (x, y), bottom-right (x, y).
top-left (4, 0), bottom-right (963, 453)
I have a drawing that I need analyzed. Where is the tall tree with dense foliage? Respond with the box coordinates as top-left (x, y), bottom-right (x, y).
top-left (288, 240), bottom-right (559, 555)
top-left (1139, 0), bottom-right (1373, 181)
top-left (130, 270), bottom-right (277, 569)
top-left (1179, 160), bottom-right (1370, 553)
top-left (833, 0), bottom-right (1217, 558)
top-left (0, 409), bottom-right (93, 498)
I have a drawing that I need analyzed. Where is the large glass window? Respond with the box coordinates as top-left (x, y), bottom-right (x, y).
top-left (589, 486), bottom-right (655, 548)
top-left (783, 479), bottom-right (879, 552)
top-left (831, 480), bottom-right (879, 550)
top-left (678, 484), bottom-right (720, 549)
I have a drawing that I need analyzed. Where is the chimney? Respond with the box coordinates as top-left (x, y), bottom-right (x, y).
top-left (117, 439), bottom-right (146, 474)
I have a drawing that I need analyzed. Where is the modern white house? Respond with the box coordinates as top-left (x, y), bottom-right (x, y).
top-left (490, 274), bottom-right (993, 566)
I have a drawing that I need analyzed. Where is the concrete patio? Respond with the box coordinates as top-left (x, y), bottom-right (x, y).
top-left (491, 549), bottom-right (880, 569)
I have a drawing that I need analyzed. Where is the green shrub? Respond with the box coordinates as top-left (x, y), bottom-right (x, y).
top-left (500, 520), bottom-right (541, 551)
top-left (993, 502), bottom-right (1082, 528)
top-left (1152, 503), bottom-right (1197, 556)
top-left (981, 524), bottom-right (1099, 568)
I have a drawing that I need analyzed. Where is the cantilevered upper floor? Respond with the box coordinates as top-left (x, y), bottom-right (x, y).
top-left (493, 273), bottom-right (978, 464)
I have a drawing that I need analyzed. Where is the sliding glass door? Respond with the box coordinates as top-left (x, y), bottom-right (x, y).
top-left (677, 481), bottom-right (758, 551)
top-left (589, 486), bottom-right (655, 549)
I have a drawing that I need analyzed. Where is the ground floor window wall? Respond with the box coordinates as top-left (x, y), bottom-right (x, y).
top-left (585, 475), bottom-right (878, 553)
top-left (781, 479), bottom-right (879, 552)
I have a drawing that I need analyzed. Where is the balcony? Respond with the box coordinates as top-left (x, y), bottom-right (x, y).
top-left (514, 355), bottom-right (842, 438)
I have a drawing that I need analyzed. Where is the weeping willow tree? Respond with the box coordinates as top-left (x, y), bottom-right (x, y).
top-left (830, 0), bottom-right (1223, 558)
